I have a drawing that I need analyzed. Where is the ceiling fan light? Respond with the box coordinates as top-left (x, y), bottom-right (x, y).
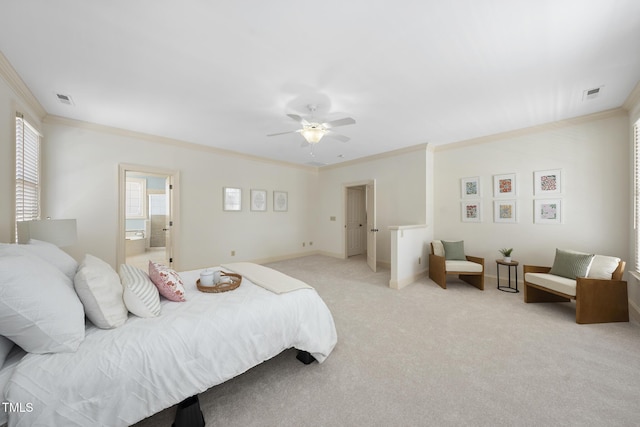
top-left (301, 127), bottom-right (326, 144)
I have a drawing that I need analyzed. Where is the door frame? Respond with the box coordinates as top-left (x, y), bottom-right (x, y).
top-left (343, 179), bottom-right (376, 271)
top-left (117, 164), bottom-right (180, 270)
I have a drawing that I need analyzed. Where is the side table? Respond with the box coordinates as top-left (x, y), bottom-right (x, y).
top-left (496, 259), bottom-right (519, 293)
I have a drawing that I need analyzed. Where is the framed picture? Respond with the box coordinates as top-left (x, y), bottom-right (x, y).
top-left (534, 199), bottom-right (562, 224)
top-left (461, 201), bottom-right (482, 222)
top-left (534, 169), bottom-right (562, 196)
top-left (250, 189), bottom-right (267, 212)
top-left (494, 200), bottom-right (517, 223)
top-left (223, 187), bottom-right (242, 211)
top-left (493, 173), bottom-right (517, 197)
top-left (273, 191), bottom-right (288, 212)
top-left (461, 176), bottom-right (481, 199)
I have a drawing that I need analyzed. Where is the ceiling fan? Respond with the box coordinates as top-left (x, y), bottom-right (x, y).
top-left (267, 105), bottom-right (356, 148)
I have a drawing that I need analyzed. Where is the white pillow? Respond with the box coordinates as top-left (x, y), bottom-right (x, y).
top-left (432, 240), bottom-right (445, 257)
top-left (587, 255), bottom-right (622, 279)
top-left (0, 242), bottom-right (77, 287)
top-left (74, 254), bottom-right (128, 329)
top-left (0, 254), bottom-right (85, 353)
top-left (0, 336), bottom-right (14, 367)
top-left (119, 264), bottom-right (161, 318)
top-left (25, 239), bottom-right (79, 281)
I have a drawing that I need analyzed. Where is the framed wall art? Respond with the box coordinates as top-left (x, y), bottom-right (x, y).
top-left (461, 176), bottom-right (481, 199)
top-left (534, 199), bottom-right (562, 224)
top-left (223, 187), bottom-right (242, 211)
top-left (494, 200), bottom-right (517, 223)
top-left (250, 189), bottom-right (267, 211)
top-left (273, 191), bottom-right (288, 212)
top-left (534, 169), bottom-right (562, 196)
top-left (493, 173), bottom-right (517, 198)
top-left (461, 201), bottom-right (482, 222)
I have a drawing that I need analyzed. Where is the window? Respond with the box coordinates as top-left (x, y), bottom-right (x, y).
top-left (126, 177), bottom-right (147, 218)
top-left (15, 114), bottom-right (41, 240)
top-left (635, 119), bottom-right (640, 272)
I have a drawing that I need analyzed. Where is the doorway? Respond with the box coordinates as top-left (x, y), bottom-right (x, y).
top-left (344, 179), bottom-right (377, 272)
top-left (117, 164), bottom-right (178, 270)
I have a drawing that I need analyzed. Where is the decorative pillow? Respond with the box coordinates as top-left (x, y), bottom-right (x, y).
top-left (74, 254), bottom-right (128, 329)
top-left (549, 249), bottom-right (595, 280)
top-left (119, 264), bottom-right (161, 317)
top-left (149, 261), bottom-right (186, 302)
top-left (587, 255), bottom-right (621, 280)
top-left (442, 240), bottom-right (466, 261)
top-left (0, 254), bottom-right (85, 353)
top-left (432, 240), bottom-right (445, 257)
top-left (0, 336), bottom-right (14, 367)
top-left (24, 239), bottom-right (79, 282)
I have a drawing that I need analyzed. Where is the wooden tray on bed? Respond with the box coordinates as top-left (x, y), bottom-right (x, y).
top-left (196, 272), bottom-right (242, 293)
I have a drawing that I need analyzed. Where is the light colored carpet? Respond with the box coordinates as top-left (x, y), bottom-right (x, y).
top-left (134, 255), bottom-right (640, 427)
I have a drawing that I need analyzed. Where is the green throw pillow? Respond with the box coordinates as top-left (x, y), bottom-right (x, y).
top-left (442, 240), bottom-right (466, 261)
top-left (549, 248), bottom-right (595, 279)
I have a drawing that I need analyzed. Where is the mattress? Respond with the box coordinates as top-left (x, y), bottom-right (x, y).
top-left (4, 267), bottom-right (337, 427)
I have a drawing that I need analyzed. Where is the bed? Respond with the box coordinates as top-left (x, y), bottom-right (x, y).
top-left (0, 243), bottom-right (337, 427)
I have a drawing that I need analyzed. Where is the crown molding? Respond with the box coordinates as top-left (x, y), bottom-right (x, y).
top-left (43, 115), bottom-right (318, 173)
top-left (434, 108), bottom-right (627, 152)
top-left (320, 143), bottom-right (430, 171)
top-left (623, 79), bottom-right (640, 113)
top-left (0, 50), bottom-right (46, 119)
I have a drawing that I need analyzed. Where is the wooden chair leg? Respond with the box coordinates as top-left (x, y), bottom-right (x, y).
top-left (460, 274), bottom-right (484, 290)
top-left (576, 279), bottom-right (629, 324)
top-left (524, 283), bottom-right (570, 303)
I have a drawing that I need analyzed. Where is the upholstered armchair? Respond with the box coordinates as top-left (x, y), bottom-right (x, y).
top-left (428, 240), bottom-right (484, 290)
top-left (524, 249), bottom-right (628, 324)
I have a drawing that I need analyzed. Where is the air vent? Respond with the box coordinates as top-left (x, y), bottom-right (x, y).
top-left (583, 86), bottom-right (603, 101)
top-left (55, 93), bottom-right (74, 105)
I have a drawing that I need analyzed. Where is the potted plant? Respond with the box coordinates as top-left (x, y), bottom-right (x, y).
top-left (499, 248), bottom-right (513, 262)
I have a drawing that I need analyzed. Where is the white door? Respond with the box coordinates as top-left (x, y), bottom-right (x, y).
top-left (366, 181), bottom-right (377, 272)
top-left (346, 187), bottom-right (366, 256)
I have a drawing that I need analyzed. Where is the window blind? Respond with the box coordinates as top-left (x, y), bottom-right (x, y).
top-left (15, 115), bottom-right (41, 238)
top-left (635, 121), bottom-right (640, 272)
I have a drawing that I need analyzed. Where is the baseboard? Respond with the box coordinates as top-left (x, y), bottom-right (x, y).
top-left (390, 269), bottom-right (428, 290)
top-left (251, 250), bottom-right (322, 265)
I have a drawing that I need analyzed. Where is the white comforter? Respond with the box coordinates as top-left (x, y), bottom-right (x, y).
top-left (5, 268), bottom-right (337, 427)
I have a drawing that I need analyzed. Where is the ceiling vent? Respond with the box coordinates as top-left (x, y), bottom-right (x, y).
top-left (582, 86), bottom-right (603, 101)
top-left (55, 93), bottom-right (74, 105)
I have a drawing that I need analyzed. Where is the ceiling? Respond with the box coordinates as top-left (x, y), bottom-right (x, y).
top-left (1, 1), bottom-right (639, 167)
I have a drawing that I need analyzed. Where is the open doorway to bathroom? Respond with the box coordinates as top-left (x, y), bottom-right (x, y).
top-left (117, 164), bottom-right (179, 271)
top-left (343, 179), bottom-right (377, 272)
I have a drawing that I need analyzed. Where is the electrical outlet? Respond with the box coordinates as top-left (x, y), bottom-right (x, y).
top-left (418, 257), bottom-right (421, 264)
top-left (231, 250), bottom-right (235, 256)
top-left (330, 216), bottom-right (336, 221)
top-left (309, 241), bottom-right (313, 246)
top-left (303, 242), bottom-right (306, 247)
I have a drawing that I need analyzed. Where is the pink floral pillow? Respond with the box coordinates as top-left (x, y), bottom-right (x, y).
top-left (148, 261), bottom-right (186, 302)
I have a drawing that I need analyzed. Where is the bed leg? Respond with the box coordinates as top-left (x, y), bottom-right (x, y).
top-left (296, 350), bottom-right (316, 365)
top-left (172, 395), bottom-right (205, 427)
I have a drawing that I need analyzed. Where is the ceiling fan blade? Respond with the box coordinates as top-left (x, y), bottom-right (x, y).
top-left (266, 129), bottom-right (302, 137)
top-left (323, 117), bottom-right (355, 128)
top-left (287, 114), bottom-right (310, 126)
top-left (325, 131), bottom-right (350, 143)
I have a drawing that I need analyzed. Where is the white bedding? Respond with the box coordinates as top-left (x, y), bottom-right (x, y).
top-left (4, 267), bottom-right (337, 427)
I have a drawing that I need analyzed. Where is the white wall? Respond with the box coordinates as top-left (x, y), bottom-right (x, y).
top-left (316, 146), bottom-right (429, 264)
top-left (41, 119), bottom-right (319, 271)
top-left (434, 110), bottom-right (630, 283)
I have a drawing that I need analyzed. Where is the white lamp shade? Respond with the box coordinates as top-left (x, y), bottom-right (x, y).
top-left (17, 219), bottom-right (77, 247)
top-left (301, 127), bottom-right (326, 144)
